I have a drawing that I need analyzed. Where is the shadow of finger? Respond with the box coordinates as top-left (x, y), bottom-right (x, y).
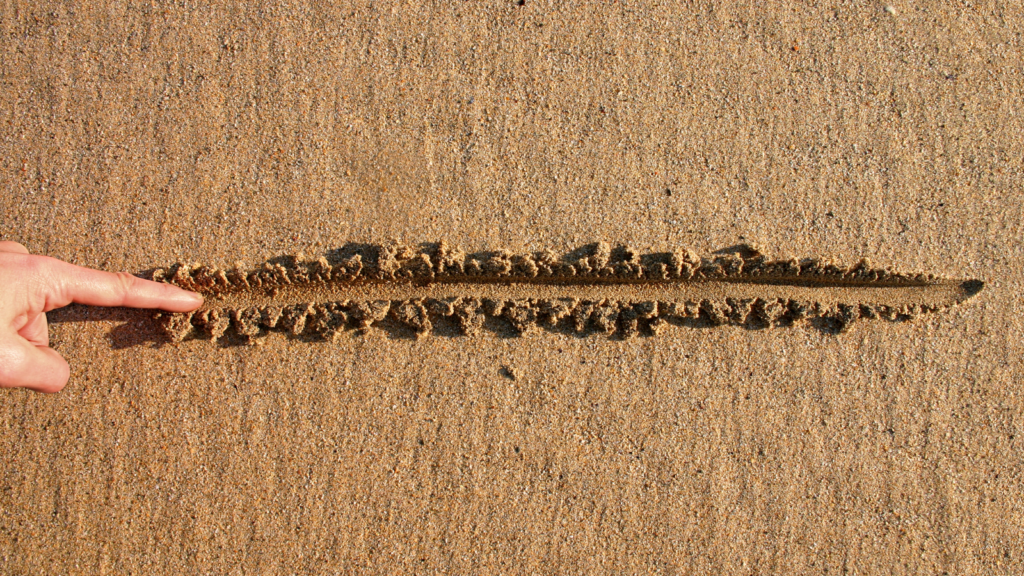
top-left (48, 305), bottom-right (167, 350)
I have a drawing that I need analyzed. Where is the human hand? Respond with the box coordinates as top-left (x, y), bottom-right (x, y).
top-left (0, 241), bottom-right (203, 393)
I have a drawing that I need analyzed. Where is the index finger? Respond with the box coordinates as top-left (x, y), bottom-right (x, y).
top-left (39, 258), bottom-right (204, 312)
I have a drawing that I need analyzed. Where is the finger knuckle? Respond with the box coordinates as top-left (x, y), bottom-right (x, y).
top-left (114, 271), bottom-right (139, 296)
top-left (24, 257), bottom-right (58, 294)
top-left (21, 255), bottom-right (53, 279)
top-left (4, 253), bottom-right (37, 273)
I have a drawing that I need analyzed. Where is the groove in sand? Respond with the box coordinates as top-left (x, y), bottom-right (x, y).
top-left (150, 242), bottom-right (984, 342)
top-left (209, 278), bottom-right (972, 312)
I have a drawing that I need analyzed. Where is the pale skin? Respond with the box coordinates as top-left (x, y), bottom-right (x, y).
top-left (0, 241), bottom-right (203, 393)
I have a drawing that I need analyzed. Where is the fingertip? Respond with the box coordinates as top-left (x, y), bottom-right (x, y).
top-left (35, 347), bottom-right (70, 393)
top-left (0, 241), bottom-right (30, 254)
top-left (185, 290), bottom-right (204, 308)
top-left (164, 287), bottom-right (204, 313)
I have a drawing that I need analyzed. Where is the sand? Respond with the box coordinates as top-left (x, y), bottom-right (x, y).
top-left (1, 2), bottom-right (1022, 574)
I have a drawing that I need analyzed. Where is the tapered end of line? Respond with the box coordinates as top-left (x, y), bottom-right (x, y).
top-left (960, 279), bottom-right (985, 299)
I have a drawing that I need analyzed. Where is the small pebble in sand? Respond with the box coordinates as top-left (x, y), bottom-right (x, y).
top-left (884, 5), bottom-right (897, 15)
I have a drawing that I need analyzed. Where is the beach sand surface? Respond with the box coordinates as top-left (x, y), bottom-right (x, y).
top-left (1, 2), bottom-right (1022, 574)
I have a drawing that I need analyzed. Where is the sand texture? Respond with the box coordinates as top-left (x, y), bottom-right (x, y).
top-left (1, 2), bottom-right (1023, 574)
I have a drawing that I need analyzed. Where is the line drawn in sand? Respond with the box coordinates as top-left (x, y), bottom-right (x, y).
top-left (150, 242), bottom-right (984, 344)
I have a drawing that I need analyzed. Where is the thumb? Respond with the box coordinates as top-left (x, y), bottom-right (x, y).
top-left (0, 336), bottom-right (70, 393)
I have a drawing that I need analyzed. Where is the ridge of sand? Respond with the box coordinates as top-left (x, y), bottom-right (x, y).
top-left (151, 242), bottom-right (983, 342)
